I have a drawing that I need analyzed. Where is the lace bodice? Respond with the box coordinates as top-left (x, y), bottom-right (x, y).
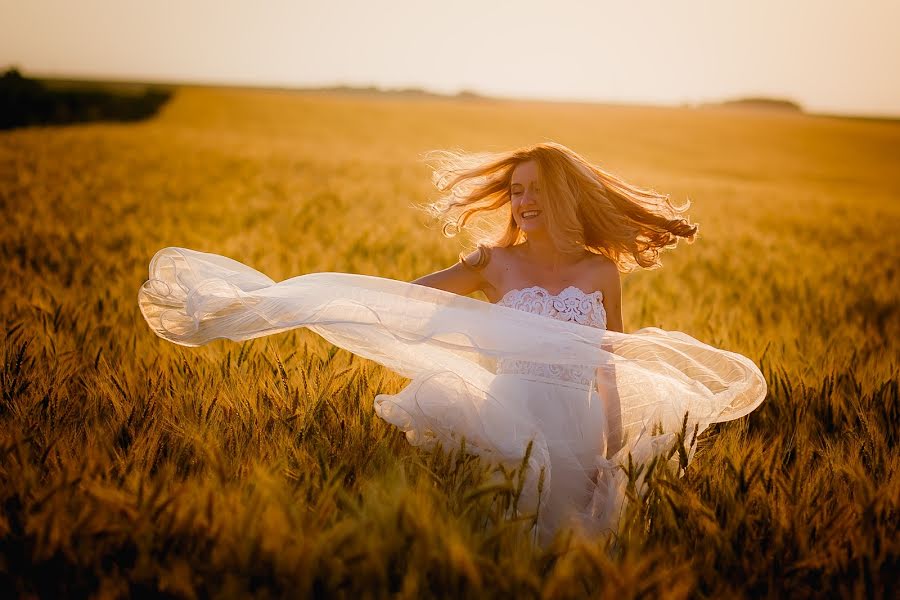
top-left (495, 286), bottom-right (606, 388)
top-left (496, 286), bottom-right (607, 329)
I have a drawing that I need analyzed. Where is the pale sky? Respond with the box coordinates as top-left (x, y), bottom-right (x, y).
top-left (2, 0), bottom-right (899, 117)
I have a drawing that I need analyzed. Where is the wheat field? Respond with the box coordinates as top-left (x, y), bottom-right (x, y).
top-left (1, 87), bottom-right (898, 598)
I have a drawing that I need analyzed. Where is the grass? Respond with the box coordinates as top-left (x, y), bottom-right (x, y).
top-left (1, 86), bottom-right (898, 598)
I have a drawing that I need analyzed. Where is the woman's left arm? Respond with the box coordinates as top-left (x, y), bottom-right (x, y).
top-left (596, 261), bottom-right (624, 333)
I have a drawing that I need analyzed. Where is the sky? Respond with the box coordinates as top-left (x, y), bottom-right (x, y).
top-left (2, 0), bottom-right (899, 117)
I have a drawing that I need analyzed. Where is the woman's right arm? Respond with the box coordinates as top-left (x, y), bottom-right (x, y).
top-left (411, 250), bottom-right (493, 297)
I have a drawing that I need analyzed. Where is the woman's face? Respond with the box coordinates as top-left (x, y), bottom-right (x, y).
top-left (510, 160), bottom-right (545, 233)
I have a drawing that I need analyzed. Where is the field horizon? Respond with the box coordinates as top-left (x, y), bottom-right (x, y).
top-left (1, 86), bottom-right (898, 598)
top-left (17, 67), bottom-right (900, 122)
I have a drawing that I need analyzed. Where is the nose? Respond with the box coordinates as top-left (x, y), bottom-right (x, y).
top-left (520, 189), bottom-right (538, 205)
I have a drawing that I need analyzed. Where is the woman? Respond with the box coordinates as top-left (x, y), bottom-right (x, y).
top-left (138, 142), bottom-right (767, 544)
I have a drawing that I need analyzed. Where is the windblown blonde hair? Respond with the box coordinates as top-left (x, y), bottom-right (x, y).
top-left (424, 142), bottom-right (698, 272)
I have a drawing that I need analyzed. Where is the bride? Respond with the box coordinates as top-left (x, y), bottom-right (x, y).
top-left (138, 142), bottom-right (767, 545)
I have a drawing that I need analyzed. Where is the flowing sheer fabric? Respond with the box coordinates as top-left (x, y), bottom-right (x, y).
top-left (138, 247), bottom-right (767, 543)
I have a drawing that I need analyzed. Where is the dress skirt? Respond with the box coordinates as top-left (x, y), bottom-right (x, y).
top-left (138, 247), bottom-right (768, 543)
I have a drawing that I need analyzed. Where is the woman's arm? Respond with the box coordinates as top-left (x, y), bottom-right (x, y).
top-left (411, 250), bottom-right (492, 297)
top-left (604, 279), bottom-right (624, 333)
top-left (593, 260), bottom-right (624, 454)
top-left (595, 260), bottom-right (624, 333)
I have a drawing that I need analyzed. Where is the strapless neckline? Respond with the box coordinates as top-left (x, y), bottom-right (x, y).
top-left (495, 285), bottom-right (607, 331)
top-left (497, 285), bottom-right (603, 305)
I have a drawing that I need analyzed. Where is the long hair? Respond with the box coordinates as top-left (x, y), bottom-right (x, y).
top-left (423, 142), bottom-right (698, 272)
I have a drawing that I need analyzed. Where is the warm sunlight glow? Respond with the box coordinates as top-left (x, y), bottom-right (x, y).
top-left (1, 0), bottom-right (898, 116)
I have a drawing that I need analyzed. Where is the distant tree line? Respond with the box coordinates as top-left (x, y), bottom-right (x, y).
top-left (719, 97), bottom-right (803, 112)
top-left (306, 84), bottom-right (485, 100)
top-left (0, 68), bottom-right (173, 130)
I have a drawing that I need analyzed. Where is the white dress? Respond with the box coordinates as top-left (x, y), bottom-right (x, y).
top-left (138, 247), bottom-right (768, 543)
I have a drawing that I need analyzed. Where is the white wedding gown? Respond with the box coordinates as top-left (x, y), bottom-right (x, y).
top-left (138, 247), bottom-right (767, 544)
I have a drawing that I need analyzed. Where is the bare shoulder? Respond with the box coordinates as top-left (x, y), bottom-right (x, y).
top-left (480, 244), bottom-right (514, 270)
top-left (584, 253), bottom-right (624, 331)
top-left (584, 254), bottom-right (621, 296)
top-left (470, 245), bottom-right (509, 299)
top-left (584, 254), bottom-right (622, 303)
top-left (459, 245), bottom-right (519, 302)
top-left (586, 252), bottom-right (617, 269)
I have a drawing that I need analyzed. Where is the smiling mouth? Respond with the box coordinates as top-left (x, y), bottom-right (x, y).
top-left (521, 210), bottom-right (541, 220)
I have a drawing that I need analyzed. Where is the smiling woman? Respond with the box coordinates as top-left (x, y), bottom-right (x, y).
top-left (411, 143), bottom-right (699, 331)
top-left (138, 142), bottom-right (765, 545)
top-left (423, 142), bottom-right (698, 272)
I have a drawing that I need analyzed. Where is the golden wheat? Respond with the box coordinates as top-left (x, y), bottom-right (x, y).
top-left (0, 87), bottom-right (897, 598)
